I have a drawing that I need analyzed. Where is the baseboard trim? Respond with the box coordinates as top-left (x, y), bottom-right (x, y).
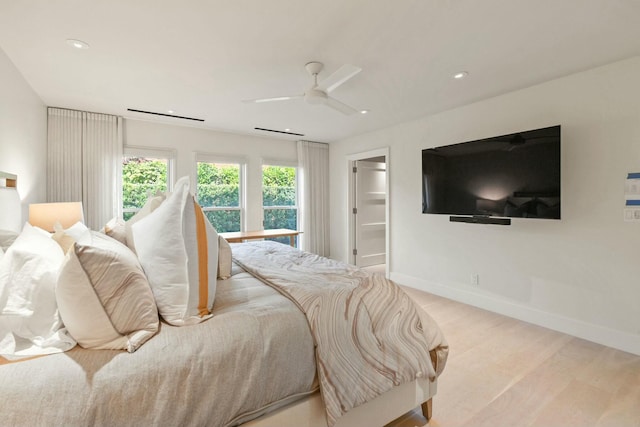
top-left (392, 272), bottom-right (640, 356)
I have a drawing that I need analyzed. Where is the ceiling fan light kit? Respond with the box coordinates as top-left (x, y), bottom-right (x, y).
top-left (244, 61), bottom-right (364, 115)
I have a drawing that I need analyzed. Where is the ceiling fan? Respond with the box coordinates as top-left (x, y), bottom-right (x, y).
top-left (243, 62), bottom-right (363, 115)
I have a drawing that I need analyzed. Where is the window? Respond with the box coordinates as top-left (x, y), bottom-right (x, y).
top-left (262, 163), bottom-right (298, 246)
top-left (122, 147), bottom-right (174, 220)
top-left (196, 158), bottom-right (244, 233)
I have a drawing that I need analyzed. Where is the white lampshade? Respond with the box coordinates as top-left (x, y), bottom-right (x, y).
top-left (0, 187), bottom-right (21, 232)
top-left (29, 202), bottom-right (85, 232)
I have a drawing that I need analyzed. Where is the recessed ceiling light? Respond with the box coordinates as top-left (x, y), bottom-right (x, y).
top-left (284, 128), bottom-right (291, 132)
top-left (168, 110), bottom-right (175, 114)
top-left (453, 71), bottom-right (469, 79)
top-left (360, 110), bottom-right (369, 115)
top-left (66, 39), bottom-right (90, 50)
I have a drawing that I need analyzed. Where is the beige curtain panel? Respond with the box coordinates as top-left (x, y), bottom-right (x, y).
top-left (47, 107), bottom-right (122, 229)
top-left (297, 140), bottom-right (330, 257)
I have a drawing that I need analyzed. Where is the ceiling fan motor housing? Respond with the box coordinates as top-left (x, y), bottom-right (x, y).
top-left (305, 88), bottom-right (328, 104)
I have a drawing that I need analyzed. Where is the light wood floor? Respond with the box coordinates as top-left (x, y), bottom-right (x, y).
top-left (387, 287), bottom-right (640, 427)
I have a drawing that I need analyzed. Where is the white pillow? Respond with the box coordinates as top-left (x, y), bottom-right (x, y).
top-left (125, 193), bottom-right (166, 253)
top-left (0, 223), bottom-right (76, 358)
top-left (52, 221), bottom-right (91, 253)
top-left (0, 229), bottom-right (18, 252)
top-left (57, 231), bottom-right (159, 352)
top-left (132, 176), bottom-right (219, 326)
top-left (218, 236), bottom-right (232, 279)
top-left (61, 221), bottom-right (90, 241)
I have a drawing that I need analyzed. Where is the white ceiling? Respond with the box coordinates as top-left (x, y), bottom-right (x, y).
top-left (1, 0), bottom-right (640, 143)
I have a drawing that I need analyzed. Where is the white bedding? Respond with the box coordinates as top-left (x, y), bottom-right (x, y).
top-left (0, 264), bottom-right (317, 427)
top-left (0, 237), bottom-right (448, 427)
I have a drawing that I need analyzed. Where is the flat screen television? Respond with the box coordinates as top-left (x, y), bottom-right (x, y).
top-left (422, 125), bottom-right (561, 221)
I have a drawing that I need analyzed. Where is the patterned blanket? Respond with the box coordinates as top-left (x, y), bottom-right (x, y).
top-left (232, 241), bottom-right (447, 426)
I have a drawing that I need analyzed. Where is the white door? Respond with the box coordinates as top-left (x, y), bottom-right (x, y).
top-left (354, 159), bottom-right (386, 267)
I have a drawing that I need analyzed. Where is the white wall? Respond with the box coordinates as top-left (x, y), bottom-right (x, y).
top-left (123, 119), bottom-right (297, 231)
top-left (0, 47), bottom-right (47, 223)
top-left (330, 56), bottom-right (640, 355)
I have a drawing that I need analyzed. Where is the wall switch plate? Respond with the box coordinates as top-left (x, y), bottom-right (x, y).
top-left (471, 273), bottom-right (480, 286)
top-left (624, 208), bottom-right (640, 222)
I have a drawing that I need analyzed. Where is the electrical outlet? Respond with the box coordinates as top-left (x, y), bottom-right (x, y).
top-left (471, 273), bottom-right (480, 286)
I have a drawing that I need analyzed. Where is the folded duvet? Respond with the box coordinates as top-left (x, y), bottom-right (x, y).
top-left (232, 241), bottom-right (448, 426)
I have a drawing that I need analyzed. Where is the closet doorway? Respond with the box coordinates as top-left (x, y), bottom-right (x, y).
top-left (347, 148), bottom-right (389, 277)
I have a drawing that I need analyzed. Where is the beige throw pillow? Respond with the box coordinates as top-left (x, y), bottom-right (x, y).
top-left (103, 217), bottom-right (127, 245)
top-left (56, 231), bottom-right (159, 352)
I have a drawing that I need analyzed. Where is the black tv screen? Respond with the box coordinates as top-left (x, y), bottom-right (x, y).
top-left (422, 125), bottom-right (561, 220)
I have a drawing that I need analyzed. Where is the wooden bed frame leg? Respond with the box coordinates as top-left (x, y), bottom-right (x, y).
top-left (421, 398), bottom-right (433, 422)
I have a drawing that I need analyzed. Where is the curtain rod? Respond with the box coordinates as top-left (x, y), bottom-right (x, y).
top-left (48, 106), bottom-right (121, 118)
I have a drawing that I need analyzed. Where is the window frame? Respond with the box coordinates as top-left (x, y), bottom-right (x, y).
top-left (194, 153), bottom-right (247, 232)
top-left (121, 145), bottom-right (176, 217)
top-left (261, 159), bottom-right (299, 236)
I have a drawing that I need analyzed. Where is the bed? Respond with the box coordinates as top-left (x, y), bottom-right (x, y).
top-left (0, 178), bottom-right (448, 427)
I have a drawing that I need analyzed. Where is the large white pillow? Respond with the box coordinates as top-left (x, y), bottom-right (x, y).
top-left (0, 223), bottom-right (76, 358)
top-left (56, 231), bottom-right (159, 352)
top-left (132, 176), bottom-right (219, 326)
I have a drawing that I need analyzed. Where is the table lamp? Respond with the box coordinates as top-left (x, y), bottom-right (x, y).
top-left (29, 202), bottom-right (85, 232)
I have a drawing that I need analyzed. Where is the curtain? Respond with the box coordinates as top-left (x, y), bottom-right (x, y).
top-left (47, 108), bottom-right (122, 229)
top-left (47, 109), bottom-right (83, 203)
top-left (297, 140), bottom-right (330, 256)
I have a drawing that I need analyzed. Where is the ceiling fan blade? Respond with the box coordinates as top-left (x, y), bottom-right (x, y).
top-left (242, 95), bottom-right (303, 104)
top-left (316, 64), bottom-right (362, 93)
top-left (325, 96), bottom-right (359, 115)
